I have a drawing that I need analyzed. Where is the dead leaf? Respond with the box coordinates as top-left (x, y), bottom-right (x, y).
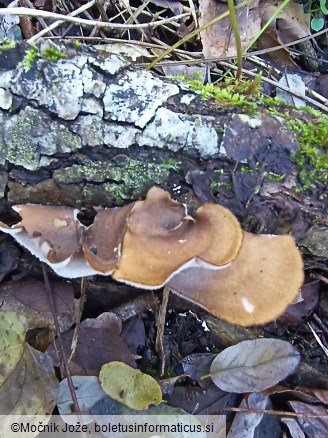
top-left (279, 281), bottom-right (320, 325)
top-left (46, 312), bottom-right (136, 374)
top-left (120, 317), bottom-right (146, 354)
top-left (57, 376), bottom-right (106, 420)
top-left (209, 338), bottom-right (301, 393)
top-left (199, 0), bottom-right (261, 58)
top-left (182, 353), bottom-right (217, 388)
top-left (99, 361), bottom-right (162, 410)
top-left (0, 277), bottom-right (76, 332)
top-left (311, 389), bottom-right (328, 406)
top-left (276, 74), bottom-right (306, 107)
top-left (227, 393), bottom-right (270, 438)
top-left (0, 237), bottom-right (20, 282)
top-left (281, 417), bottom-right (306, 438)
top-left (288, 401), bottom-right (328, 436)
top-left (0, 311), bottom-right (58, 414)
top-left (258, 0), bottom-right (311, 68)
top-left (165, 385), bottom-right (236, 415)
top-left (149, 0), bottom-right (183, 15)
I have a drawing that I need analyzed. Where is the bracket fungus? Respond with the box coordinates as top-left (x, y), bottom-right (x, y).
top-left (167, 232), bottom-right (304, 326)
top-left (0, 187), bottom-right (304, 327)
top-left (112, 187), bottom-right (243, 287)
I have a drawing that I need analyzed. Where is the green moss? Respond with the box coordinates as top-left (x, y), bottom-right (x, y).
top-left (53, 158), bottom-right (170, 205)
top-left (239, 163), bottom-right (260, 174)
top-left (160, 158), bottom-right (181, 170)
top-left (176, 73), bottom-right (327, 191)
top-left (41, 47), bottom-right (67, 62)
top-left (18, 45), bottom-right (67, 73)
top-left (176, 75), bottom-right (262, 110)
top-left (267, 172), bottom-right (285, 182)
top-left (73, 41), bottom-right (81, 49)
top-left (19, 46), bottom-right (38, 73)
top-left (287, 116), bottom-right (328, 189)
top-left (210, 180), bottom-right (226, 190)
top-left (0, 38), bottom-right (16, 54)
top-left (209, 169), bottom-right (233, 192)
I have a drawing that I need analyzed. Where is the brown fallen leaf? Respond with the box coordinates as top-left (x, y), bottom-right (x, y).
top-left (47, 312), bottom-right (136, 375)
top-left (165, 385), bottom-right (234, 415)
top-left (199, 0), bottom-right (261, 58)
top-left (279, 280), bottom-right (320, 325)
top-left (0, 277), bottom-right (76, 332)
top-left (258, 0), bottom-right (311, 68)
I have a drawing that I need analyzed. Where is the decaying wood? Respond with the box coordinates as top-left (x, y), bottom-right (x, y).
top-left (0, 39), bottom-right (326, 237)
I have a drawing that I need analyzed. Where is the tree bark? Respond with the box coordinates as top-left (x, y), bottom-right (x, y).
top-left (0, 39), bottom-right (326, 237)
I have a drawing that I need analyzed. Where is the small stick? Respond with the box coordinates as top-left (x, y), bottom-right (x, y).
top-left (28, 0), bottom-right (97, 44)
top-left (68, 276), bottom-right (87, 364)
top-left (0, 8), bottom-right (189, 32)
top-left (223, 406), bottom-right (328, 419)
top-left (41, 264), bottom-right (82, 417)
top-left (155, 287), bottom-right (170, 377)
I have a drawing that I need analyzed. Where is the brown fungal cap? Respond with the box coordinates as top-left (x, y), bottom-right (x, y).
top-left (167, 232), bottom-right (304, 326)
top-left (10, 204), bottom-right (81, 264)
top-left (81, 203), bottom-right (134, 274)
top-left (112, 187), bottom-right (243, 287)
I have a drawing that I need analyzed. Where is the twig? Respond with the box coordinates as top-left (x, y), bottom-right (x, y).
top-left (137, 28), bottom-right (328, 67)
top-left (218, 60), bottom-right (328, 113)
top-left (155, 287), bottom-right (170, 377)
top-left (41, 264), bottom-right (82, 417)
top-left (28, 0), bottom-right (97, 44)
top-left (146, 0), bottom-right (254, 70)
top-left (223, 406), bottom-right (328, 419)
top-left (68, 277), bottom-right (87, 364)
top-left (308, 322), bottom-right (328, 358)
top-left (0, 8), bottom-right (189, 31)
top-left (311, 273), bottom-right (328, 286)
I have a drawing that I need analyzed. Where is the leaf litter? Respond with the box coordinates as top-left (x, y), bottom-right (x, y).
top-left (0, 311), bottom-right (58, 415)
top-left (0, 2), bottom-right (327, 436)
top-left (46, 312), bottom-right (136, 375)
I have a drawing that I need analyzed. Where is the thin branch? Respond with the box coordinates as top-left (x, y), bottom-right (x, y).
top-left (41, 264), bottom-right (82, 417)
top-left (155, 287), bottom-right (170, 377)
top-left (28, 0), bottom-right (97, 44)
top-left (137, 28), bottom-right (328, 67)
top-left (218, 60), bottom-right (328, 113)
top-left (0, 8), bottom-right (189, 31)
top-left (68, 277), bottom-right (87, 364)
top-left (223, 406), bottom-right (328, 419)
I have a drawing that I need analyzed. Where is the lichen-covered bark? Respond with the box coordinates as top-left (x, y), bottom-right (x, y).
top-left (0, 39), bottom-right (229, 208)
top-left (0, 39), bottom-right (326, 242)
